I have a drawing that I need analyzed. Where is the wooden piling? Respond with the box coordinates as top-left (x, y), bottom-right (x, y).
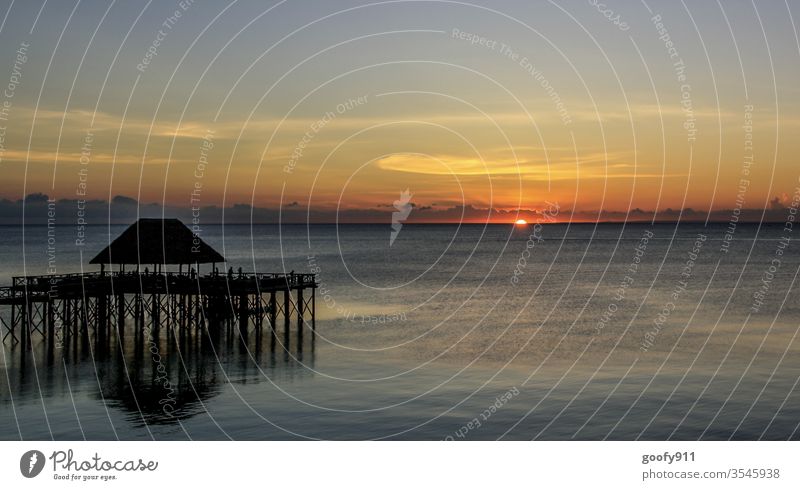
top-left (297, 288), bottom-right (304, 331)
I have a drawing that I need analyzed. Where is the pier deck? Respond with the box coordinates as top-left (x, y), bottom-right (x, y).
top-left (0, 271), bottom-right (317, 345)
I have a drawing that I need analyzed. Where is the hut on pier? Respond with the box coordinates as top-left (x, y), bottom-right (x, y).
top-left (90, 218), bottom-right (224, 274)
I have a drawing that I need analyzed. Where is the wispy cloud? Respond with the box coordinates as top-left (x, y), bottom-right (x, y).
top-left (374, 150), bottom-right (647, 180)
top-left (0, 149), bottom-right (182, 166)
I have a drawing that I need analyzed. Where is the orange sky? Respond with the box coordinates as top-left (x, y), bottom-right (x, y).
top-left (0, 1), bottom-right (798, 222)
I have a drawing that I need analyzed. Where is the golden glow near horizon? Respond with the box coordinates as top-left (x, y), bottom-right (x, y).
top-left (0, 1), bottom-right (798, 222)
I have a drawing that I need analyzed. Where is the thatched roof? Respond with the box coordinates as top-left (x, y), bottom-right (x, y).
top-left (90, 218), bottom-right (224, 265)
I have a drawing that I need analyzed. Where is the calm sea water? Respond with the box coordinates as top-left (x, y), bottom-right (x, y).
top-left (1, 222), bottom-right (799, 440)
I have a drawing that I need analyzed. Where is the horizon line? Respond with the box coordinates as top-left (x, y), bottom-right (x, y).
top-left (1, 220), bottom-right (787, 226)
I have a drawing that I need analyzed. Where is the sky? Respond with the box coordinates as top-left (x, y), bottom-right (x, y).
top-left (0, 0), bottom-right (798, 223)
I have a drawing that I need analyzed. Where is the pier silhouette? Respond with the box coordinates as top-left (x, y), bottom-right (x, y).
top-left (0, 219), bottom-right (317, 349)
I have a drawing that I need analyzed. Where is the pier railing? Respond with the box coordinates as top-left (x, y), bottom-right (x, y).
top-left (2, 271), bottom-right (316, 299)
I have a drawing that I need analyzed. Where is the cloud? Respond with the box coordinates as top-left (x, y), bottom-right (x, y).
top-left (0, 193), bottom-right (790, 225)
top-left (0, 149), bottom-right (182, 166)
top-left (374, 151), bottom-right (672, 181)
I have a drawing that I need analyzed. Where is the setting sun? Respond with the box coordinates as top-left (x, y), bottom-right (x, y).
top-left (515, 219), bottom-right (528, 226)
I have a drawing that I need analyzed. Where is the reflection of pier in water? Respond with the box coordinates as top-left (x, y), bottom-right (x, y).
top-left (0, 218), bottom-right (318, 427)
top-left (2, 317), bottom-right (316, 426)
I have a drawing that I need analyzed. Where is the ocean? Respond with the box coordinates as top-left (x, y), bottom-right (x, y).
top-left (1, 222), bottom-right (798, 440)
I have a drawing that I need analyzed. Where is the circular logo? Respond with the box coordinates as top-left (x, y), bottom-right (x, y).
top-left (20, 450), bottom-right (45, 478)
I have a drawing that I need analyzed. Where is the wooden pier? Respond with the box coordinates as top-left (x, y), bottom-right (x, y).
top-left (0, 219), bottom-right (316, 347)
